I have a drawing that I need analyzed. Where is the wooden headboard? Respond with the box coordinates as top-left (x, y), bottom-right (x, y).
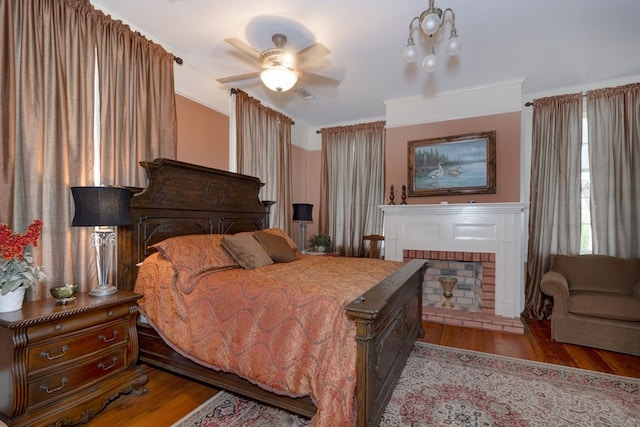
top-left (116, 158), bottom-right (273, 292)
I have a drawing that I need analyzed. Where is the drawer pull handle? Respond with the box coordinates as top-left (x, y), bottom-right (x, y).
top-left (99, 330), bottom-right (118, 343)
top-left (55, 324), bottom-right (63, 331)
top-left (40, 345), bottom-right (70, 360)
top-left (107, 310), bottom-right (114, 317)
top-left (40, 377), bottom-right (68, 394)
top-left (99, 357), bottom-right (118, 371)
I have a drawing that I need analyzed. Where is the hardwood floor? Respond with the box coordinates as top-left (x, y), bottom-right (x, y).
top-left (87, 317), bottom-right (640, 426)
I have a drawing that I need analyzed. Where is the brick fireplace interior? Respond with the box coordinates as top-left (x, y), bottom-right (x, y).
top-left (404, 249), bottom-right (524, 334)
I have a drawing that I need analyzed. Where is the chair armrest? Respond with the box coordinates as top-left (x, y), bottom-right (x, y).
top-left (540, 271), bottom-right (570, 315)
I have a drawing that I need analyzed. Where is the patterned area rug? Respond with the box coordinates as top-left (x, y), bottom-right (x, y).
top-left (173, 342), bottom-right (640, 427)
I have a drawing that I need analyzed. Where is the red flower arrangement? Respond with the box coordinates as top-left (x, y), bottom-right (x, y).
top-left (0, 219), bottom-right (46, 295)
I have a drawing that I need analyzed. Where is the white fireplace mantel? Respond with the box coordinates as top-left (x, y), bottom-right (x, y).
top-left (381, 203), bottom-right (529, 318)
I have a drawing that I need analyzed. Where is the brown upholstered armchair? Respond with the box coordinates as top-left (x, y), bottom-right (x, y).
top-left (540, 254), bottom-right (640, 356)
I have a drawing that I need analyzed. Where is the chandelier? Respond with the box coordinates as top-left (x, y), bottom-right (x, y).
top-left (403, 0), bottom-right (461, 73)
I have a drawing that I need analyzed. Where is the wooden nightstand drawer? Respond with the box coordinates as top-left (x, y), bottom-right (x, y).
top-left (27, 320), bottom-right (128, 374)
top-left (28, 348), bottom-right (126, 409)
top-left (26, 304), bottom-right (131, 342)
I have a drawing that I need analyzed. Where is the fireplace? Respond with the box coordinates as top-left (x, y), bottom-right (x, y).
top-left (381, 203), bottom-right (528, 333)
top-left (417, 251), bottom-right (492, 313)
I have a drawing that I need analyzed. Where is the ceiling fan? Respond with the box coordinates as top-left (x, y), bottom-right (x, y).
top-left (217, 33), bottom-right (341, 93)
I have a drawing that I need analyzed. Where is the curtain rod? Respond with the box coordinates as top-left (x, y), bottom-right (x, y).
top-left (525, 92), bottom-right (586, 107)
top-left (173, 56), bottom-right (183, 65)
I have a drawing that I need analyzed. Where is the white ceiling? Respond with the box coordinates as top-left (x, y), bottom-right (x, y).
top-left (90, 0), bottom-right (640, 128)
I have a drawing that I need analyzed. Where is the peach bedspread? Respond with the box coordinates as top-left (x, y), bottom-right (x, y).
top-left (135, 253), bottom-right (401, 427)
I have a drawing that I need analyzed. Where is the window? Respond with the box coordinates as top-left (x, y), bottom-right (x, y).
top-left (580, 113), bottom-right (592, 254)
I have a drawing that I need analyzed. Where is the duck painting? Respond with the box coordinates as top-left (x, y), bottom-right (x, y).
top-left (428, 162), bottom-right (444, 179)
top-left (447, 166), bottom-right (463, 176)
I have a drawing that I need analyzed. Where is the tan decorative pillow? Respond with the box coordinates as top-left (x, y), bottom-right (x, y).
top-left (152, 234), bottom-right (240, 281)
top-left (221, 232), bottom-right (275, 269)
top-left (260, 227), bottom-right (298, 251)
top-left (254, 230), bottom-right (299, 263)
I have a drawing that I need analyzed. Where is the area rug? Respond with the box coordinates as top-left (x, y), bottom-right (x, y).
top-left (173, 342), bottom-right (640, 427)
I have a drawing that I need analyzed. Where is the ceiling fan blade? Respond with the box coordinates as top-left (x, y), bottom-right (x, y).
top-left (216, 71), bottom-right (261, 84)
top-left (224, 37), bottom-right (261, 61)
top-left (297, 42), bottom-right (331, 67)
top-left (302, 71), bottom-right (341, 87)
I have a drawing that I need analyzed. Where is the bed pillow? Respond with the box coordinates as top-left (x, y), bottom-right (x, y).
top-left (151, 234), bottom-right (240, 281)
top-left (254, 230), bottom-right (299, 263)
top-left (260, 227), bottom-right (299, 251)
top-left (221, 232), bottom-right (275, 269)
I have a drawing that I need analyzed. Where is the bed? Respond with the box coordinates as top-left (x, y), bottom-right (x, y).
top-left (116, 158), bottom-right (426, 427)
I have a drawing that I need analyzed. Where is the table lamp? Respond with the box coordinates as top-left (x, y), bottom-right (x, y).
top-left (71, 186), bottom-right (131, 296)
top-left (292, 203), bottom-right (313, 253)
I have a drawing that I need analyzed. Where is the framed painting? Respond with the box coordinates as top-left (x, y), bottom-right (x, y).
top-left (407, 131), bottom-right (496, 197)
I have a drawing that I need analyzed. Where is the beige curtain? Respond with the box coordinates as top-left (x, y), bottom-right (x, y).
top-left (1, 0), bottom-right (96, 298)
top-left (1, 0), bottom-right (178, 297)
top-left (525, 93), bottom-right (583, 318)
top-left (319, 121), bottom-right (385, 257)
top-left (94, 11), bottom-right (177, 187)
top-left (587, 83), bottom-right (640, 258)
top-left (235, 90), bottom-right (293, 233)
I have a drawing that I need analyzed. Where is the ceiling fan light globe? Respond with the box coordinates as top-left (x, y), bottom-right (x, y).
top-left (403, 45), bottom-right (418, 63)
top-left (421, 13), bottom-right (441, 35)
top-left (446, 35), bottom-right (461, 56)
top-left (260, 66), bottom-right (299, 92)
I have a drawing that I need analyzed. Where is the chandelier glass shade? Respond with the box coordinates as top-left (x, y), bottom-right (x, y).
top-left (404, 0), bottom-right (461, 73)
top-left (260, 65), bottom-right (299, 92)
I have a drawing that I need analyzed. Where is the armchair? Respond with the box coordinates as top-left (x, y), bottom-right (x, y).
top-left (540, 254), bottom-right (640, 356)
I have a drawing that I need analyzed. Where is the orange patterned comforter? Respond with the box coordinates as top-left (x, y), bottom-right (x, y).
top-left (135, 253), bottom-right (401, 427)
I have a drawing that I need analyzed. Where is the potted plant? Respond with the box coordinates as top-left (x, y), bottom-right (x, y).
top-left (309, 233), bottom-right (332, 252)
top-left (0, 219), bottom-right (46, 312)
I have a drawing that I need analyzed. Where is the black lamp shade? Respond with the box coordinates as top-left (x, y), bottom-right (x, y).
top-left (71, 186), bottom-right (132, 227)
top-left (293, 203), bottom-right (313, 222)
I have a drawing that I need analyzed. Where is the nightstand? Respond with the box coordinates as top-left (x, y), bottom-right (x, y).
top-left (0, 291), bottom-right (148, 426)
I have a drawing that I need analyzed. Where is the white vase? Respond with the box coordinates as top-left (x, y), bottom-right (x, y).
top-left (0, 287), bottom-right (26, 313)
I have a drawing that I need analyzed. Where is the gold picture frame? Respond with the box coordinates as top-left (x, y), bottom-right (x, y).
top-left (408, 131), bottom-right (496, 197)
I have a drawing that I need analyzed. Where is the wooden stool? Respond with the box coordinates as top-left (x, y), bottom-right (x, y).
top-left (362, 234), bottom-right (384, 258)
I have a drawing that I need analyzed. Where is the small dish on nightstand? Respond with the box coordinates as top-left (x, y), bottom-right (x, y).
top-left (50, 284), bottom-right (78, 305)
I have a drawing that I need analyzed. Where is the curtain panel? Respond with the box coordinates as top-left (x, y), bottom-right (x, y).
top-left (1, 0), bottom-right (97, 298)
top-left (1, 0), bottom-right (178, 297)
top-left (235, 89), bottom-right (293, 233)
top-left (94, 9), bottom-right (177, 187)
top-left (524, 93), bottom-right (583, 318)
top-left (587, 83), bottom-right (640, 258)
top-left (319, 121), bottom-right (385, 257)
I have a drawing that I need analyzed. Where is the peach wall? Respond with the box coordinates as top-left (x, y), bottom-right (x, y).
top-left (176, 95), bottom-right (229, 170)
top-left (386, 111), bottom-right (521, 204)
top-left (291, 145), bottom-right (321, 247)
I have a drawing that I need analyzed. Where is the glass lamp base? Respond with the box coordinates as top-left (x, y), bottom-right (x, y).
top-left (89, 285), bottom-right (118, 296)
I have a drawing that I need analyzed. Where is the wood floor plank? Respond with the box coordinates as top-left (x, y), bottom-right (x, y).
top-left (86, 317), bottom-right (640, 426)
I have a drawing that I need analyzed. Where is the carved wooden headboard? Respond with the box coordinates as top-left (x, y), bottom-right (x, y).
top-left (116, 158), bottom-right (273, 292)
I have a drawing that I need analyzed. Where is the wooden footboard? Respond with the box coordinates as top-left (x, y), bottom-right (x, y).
top-left (347, 258), bottom-right (426, 427)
